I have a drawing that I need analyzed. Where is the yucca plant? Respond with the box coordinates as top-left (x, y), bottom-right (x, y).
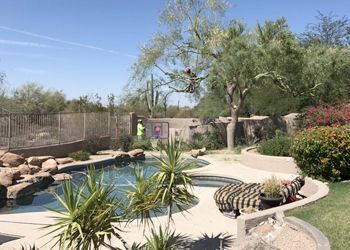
top-left (44, 166), bottom-right (130, 250)
top-left (152, 139), bottom-right (197, 226)
top-left (126, 167), bottom-right (161, 229)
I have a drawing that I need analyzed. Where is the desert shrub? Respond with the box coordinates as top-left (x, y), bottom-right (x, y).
top-left (190, 130), bottom-right (225, 150)
top-left (82, 136), bottom-right (103, 154)
top-left (291, 126), bottom-right (350, 181)
top-left (118, 134), bottom-right (133, 151)
top-left (298, 104), bottom-right (350, 129)
top-left (68, 150), bottom-right (90, 161)
top-left (257, 130), bottom-right (292, 156)
top-left (131, 139), bottom-right (153, 150)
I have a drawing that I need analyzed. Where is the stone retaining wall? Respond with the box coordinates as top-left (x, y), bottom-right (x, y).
top-left (10, 136), bottom-right (111, 158)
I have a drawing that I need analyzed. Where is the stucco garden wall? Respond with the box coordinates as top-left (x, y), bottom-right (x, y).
top-left (142, 113), bottom-right (299, 144)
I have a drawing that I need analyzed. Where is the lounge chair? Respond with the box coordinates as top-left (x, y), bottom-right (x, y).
top-left (213, 176), bottom-right (305, 217)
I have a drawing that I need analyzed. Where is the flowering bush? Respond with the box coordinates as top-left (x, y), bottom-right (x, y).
top-left (290, 126), bottom-right (350, 181)
top-left (299, 104), bottom-right (350, 129)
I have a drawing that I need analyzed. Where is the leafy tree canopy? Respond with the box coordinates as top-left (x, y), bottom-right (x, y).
top-left (300, 11), bottom-right (350, 46)
top-left (12, 82), bottom-right (66, 113)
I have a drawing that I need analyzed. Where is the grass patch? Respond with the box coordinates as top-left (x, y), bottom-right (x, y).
top-left (287, 182), bottom-right (350, 250)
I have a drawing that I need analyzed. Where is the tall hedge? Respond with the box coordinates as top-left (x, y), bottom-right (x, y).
top-left (291, 126), bottom-right (350, 181)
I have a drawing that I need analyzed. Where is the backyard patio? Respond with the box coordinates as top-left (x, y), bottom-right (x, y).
top-left (0, 150), bottom-right (329, 249)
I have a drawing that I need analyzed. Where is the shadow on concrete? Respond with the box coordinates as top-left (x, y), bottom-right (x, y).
top-left (177, 233), bottom-right (235, 250)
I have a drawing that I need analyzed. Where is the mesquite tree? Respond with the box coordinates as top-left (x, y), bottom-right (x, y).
top-left (132, 0), bottom-right (230, 95)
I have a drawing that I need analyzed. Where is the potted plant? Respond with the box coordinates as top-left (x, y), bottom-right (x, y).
top-left (259, 175), bottom-right (284, 209)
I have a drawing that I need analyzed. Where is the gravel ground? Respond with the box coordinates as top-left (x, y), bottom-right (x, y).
top-left (233, 219), bottom-right (317, 250)
top-left (272, 224), bottom-right (316, 250)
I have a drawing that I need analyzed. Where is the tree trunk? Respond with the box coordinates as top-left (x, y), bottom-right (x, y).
top-left (227, 109), bottom-right (239, 150)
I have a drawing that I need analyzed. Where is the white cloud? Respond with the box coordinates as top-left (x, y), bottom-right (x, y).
top-left (0, 39), bottom-right (69, 49)
top-left (0, 26), bottom-right (123, 56)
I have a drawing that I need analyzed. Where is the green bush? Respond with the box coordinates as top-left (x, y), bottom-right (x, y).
top-left (68, 150), bottom-right (90, 161)
top-left (131, 139), bottom-right (153, 150)
top-left (290, 126), bottom-right (350, 181)
top-left (190, 130), bottom-right (225, 150)
top-left (258, 130), bottom-right (292, 156)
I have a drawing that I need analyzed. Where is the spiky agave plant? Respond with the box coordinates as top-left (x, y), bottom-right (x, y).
top-left (145, 226), bottom-right (177, 250)
top-left (44, 166), bottom-right (130, 250)
top-left (152, 139), bottom-right (197, 226)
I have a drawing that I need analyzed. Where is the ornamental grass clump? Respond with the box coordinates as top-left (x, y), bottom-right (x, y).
top-left (291, 125), bottom-right (350, 181)
top-left (262, 176), bottom-right (283, 198)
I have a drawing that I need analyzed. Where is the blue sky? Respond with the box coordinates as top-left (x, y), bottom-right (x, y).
top-left (0, 0), bottom-right (349, 105)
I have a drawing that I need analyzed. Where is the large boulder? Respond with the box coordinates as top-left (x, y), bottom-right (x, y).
top-left (41, 159), bottom-right (58, 175)
top-left (17, 164), bottom-right (31, 175)
top-left (0, 172), bottom-right (15, 187)
top-left (53, 173), bottom-right (72, 182)
top-left (191, 147), bottom-right (207, 158)
top-left (27, 157), bottom-right (43, 167)
top-left (0, 169), bottom-right (21, 187)
top-left (128, 149), bottom-right (145, 158)
top-left (17, 174), bottom-right (37, 184)
top-left (18, 172), bottom-right (54, 190)
top-left (0, 168), bottom-right (21, 179)
top-left (114, 151), bottom-right (131, 161)
top-left (37, 156), bottom-right (55, 162)
top-left (0, 152), bottom-right (26, 168)
top-left (56, 157), bottom-right (74, 165)
top-left (0, 150), bottom-right (6, 159)
top-left (7, 182), bottom-right (35, 199)
top-left (33, 172), bottom-right (55, 189)
top-left (29, 165), bottom-right (41, 174)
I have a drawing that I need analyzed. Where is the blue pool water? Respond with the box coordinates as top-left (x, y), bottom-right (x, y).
top-left (0, 158), bottom-right (240, 214)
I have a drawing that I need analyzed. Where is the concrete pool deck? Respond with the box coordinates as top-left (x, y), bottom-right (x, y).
top-left (0, 151), bottom-right (329, 249)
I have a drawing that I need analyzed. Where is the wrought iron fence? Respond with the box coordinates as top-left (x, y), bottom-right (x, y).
top-left (0, 112), bottom-right (115, 150)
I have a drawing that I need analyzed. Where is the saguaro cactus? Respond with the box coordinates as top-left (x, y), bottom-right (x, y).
top-left (145, 74), bottom-right (160, 118)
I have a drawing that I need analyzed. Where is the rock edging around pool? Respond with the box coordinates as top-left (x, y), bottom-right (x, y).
top-left (0, 149), bottom-right (145, 202)
top-left (241, 146), bottom-right (299, 174)
top-left (58, 149), bottom-right (145, 173)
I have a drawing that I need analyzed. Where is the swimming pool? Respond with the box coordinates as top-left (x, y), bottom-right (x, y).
top-left (0, 158), bottom-right (241, 214)
top-left (0, 158), bottom-right (206, 214)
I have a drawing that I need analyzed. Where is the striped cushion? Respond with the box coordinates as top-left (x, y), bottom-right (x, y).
top-left (281, 176), bottom-right (305, 203)
top-left (214, 183), bottom-right (263, 212)
top-left (213, 176), bottom-right (305, 212)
